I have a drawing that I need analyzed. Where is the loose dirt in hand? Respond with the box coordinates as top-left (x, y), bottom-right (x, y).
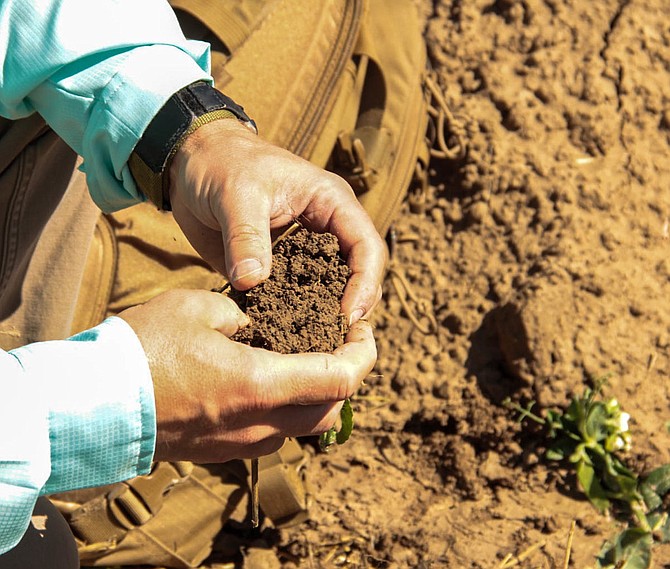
top-left (229, 227), bottom-right (348, 354)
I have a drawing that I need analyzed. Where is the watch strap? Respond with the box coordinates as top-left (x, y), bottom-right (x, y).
top-left (129, 81), bottom-right (257, 210)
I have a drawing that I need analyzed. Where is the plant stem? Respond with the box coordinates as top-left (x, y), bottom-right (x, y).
top-left (630, 499), bottom-right (651, 532)
top-left (502, 397), bottom-right (546, 425)
top-left (251, 458), bottom-right (259, 527)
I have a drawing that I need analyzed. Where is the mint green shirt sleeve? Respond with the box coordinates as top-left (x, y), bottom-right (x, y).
top-left (0, 0), bottom-right (214, 554)
top-left (0, 0), bottom-right (213, 212)
top-left (0, 316), bottom-right (155, 555)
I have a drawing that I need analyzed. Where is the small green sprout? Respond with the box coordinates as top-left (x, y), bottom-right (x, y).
top-left (319, 399), bottom-right (354, 452)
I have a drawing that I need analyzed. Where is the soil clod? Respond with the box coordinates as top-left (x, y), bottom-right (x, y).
top-left (230, 227), bottom-right (349, 354)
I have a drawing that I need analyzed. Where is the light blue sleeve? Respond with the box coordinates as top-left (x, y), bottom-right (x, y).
top-left (0, 0), bottom-right (213, 212)
top-left (0, 316), bottom-right (156, 555)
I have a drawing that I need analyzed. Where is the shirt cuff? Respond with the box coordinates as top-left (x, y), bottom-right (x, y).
top-left (10, 316), bottom-right (156, 494)
top-left (81, 44), bottom-right (212, 212)
top-left (0, 354), bottom-right (50, 554)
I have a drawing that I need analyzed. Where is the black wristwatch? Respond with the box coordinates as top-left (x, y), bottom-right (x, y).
top-left (129, 80), bottom-right (257, 210)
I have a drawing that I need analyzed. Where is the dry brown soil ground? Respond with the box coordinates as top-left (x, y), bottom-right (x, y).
top-left (271, 1), bottom-right (670, 567)
top-left (90, 1), bottom-right (669, 567)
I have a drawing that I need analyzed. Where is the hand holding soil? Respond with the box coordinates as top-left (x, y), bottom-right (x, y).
top-left (167, 118), bottom-right (386, 323)
top-left (118, 285), bottom-right (376, 465)
top-left (229, 227), bottom-right (351, 355)
top-left (228, 227), bottom-right (369, 442)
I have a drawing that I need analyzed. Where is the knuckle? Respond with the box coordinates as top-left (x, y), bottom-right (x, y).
top-left (325, 169), bottom-right (355, 190)
top-left (331, 361), bottom-right (358, 401)
top-left (312, 172), bottom-right (355, 201)
top-left (226, 223), bottom-right (265, 246)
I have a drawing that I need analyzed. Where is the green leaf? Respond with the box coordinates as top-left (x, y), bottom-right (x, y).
top-left (640, 482), bottom-right (663, 513)
top-left (596, 528), bottom-right (652, 569)
top-left (546, 436), bottom-right (577, 461)
top-left (639, 465), bottom-right (670, 512)
top-left (600, 454), bottom-right (638, 498)
top-left (643, 464), bottom-right (670, 498)
top-left (610, 456), bottom-right (637, 480)
top-left (657, 514), bottom-right (670, 544)
top-left (546, 448), bottom-right (565, 461)
top-left (576, 460), bottom-right (610, 513)
top-left (318, 399), bottom-right (355, 451)
top-left (564, 396), bottom-right (581, 419)
top-left (646, 512), bottom-right (663, 531)
top-left (336, 399), bottom-right (354, 445)
top-left (585, 402), bottom-right (608, 442)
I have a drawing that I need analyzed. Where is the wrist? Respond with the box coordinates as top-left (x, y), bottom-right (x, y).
top-left (128, 81), bottom-right (257, 210)
top-left (168, 118), bottom-right (258, 198)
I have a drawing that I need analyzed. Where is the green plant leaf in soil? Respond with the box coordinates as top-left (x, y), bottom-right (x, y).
top-left (596, 528), bottom-right (653, 569)
top-left (319, 398), bottom-right (354, 452)
top-left (504, 383), bottom-right (670, 568)
top-left (505, 384), bottom-right (638, 516)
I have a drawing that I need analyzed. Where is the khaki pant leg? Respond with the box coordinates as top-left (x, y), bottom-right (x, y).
top-left (0, 115), bottom-right (100, 350)
top-left (104, 203), bottom-right (223, 317)
top-left (0, 115), bottom-right (223, 351)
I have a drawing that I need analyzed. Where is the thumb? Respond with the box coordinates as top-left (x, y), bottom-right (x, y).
top-left (117, 290), bottom-right (250, 346)
top-left (220, 186), bottom-right (273, 290)
top-left (207, 292), bottom-right (251, 336)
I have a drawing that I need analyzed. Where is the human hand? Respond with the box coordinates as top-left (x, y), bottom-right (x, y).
top-left (168, 119), bottom-right (386, 325)
top-left (118, 289), bottom-right (377, 463)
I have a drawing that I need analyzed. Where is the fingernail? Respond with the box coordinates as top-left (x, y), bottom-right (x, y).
top-left (231, 258), bottom-right (263, 283)
top-left (348, 308), bottom-right (365, 327)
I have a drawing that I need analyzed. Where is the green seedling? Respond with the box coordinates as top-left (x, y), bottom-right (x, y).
top-left (319, 399), bottom-right (354, 452)
top-left (504, 382), bottom-right (670, 568)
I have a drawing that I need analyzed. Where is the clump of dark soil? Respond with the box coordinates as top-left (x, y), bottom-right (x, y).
top-left (229, 227), bottom-right (349, 354)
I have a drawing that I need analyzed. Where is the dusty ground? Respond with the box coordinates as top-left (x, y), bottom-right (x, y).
top-left (272, 1), bottom-right (670, 567)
